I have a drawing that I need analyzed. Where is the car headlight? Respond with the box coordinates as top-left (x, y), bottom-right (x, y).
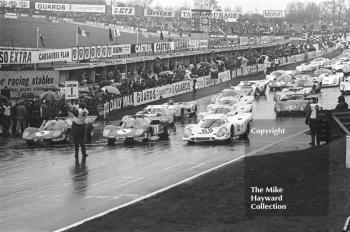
top-left (275, 105), bottom-right (281, 112)
top-left (22, 131), bottom-right (29, 139)
top-left (217, 127), bottom-right (228, 137)
top-left (103, 128), bottom-right (110, 137)
top-left (184, 128), bottom-right (191, 138)
top-left (135, 129), bottom-right (144, 136)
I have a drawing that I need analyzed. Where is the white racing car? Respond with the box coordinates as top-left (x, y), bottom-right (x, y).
top-left (133, 105), bottom-right (176, 125)
top-left (296, 63), bottom-right (319, 73)
top-left (162, 100), bottom-right (198, 118)
top-left (211, 89), bottom-right (254, 105)
top-left (183, 113), bottom-right (252, 144)
top-left (266, 70), bottom-right (296, 83)
top-left (207, 96), bottom-right (252, 112)
top-left (321, 72), bottom-right (343, 87)
top-left (236, 80), bottom-right (268, 96)
top-left (340, 76), bottom-right (350, 94)
top-left (199, 104), bottom-right (252, 121)
top-left (309, 57), bottom-right (331, 69)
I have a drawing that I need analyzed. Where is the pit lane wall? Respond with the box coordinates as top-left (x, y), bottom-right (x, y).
top-left (100, 47), bottom-right (337, 119)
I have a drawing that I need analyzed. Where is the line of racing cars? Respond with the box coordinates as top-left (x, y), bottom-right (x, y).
top-left (22, 51), bottom-right (350, 146)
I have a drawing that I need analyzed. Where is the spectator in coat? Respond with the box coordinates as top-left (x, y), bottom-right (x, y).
top-left (16, 102), bottom-right (27, 134)
top-left (335, 95), bottom-right (348, 111)
top-left (1, 87), bottom-right (10, 99)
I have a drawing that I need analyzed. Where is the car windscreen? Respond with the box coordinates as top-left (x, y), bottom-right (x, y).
top-left (144, 108), bottom-right (162, 114)
top-left (296, 80), bottom-right (314, 87)
top-left (218, 99), bottom-right (236, 105)
top-left (122, 118), bottom-right (148, 128)
top-left (199, 119), bottom-right (225, 128)
top-left (284, 94), bottom-right (305, 100)
top-left (215, 108), bottom-right (231, 114)
top-left (271, 71), bottom-right (286, 77)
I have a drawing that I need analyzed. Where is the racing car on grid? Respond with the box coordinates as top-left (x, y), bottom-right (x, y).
top-left (211, 89), bottom-right (254, 104)
top-left (135, 105), bottom-right (176, 125)
top-left (340, 76), bottom-right (350, 94)
top-left (321, 72), bottom-right (343, 87)
top-left (207, 96), bottom-right (252, 113)
top-left (309, 57), bottom-right (331, 69)
top-left (22, 116), bottom-right (96, 145)
top-left (294, 78), bottom-right (321, 94)
top-left (235, 80), bottom-right (268, 96)
top-left (103, 115), bottom-right (170, 145)
top-left (269, 75), bottom-right (294, 91)
top-left (198, 105), bottom-right (252, 122)
top-left (183, 113), bottom-right (252, 144)
top-left (266, 70), bottom-right (296, 83)
top-left (274, 92), bottom-right (314, 116)
top-left (296, 62), bottom-right (319, 73)
top-left (162, 100), bottom-right (198, 118)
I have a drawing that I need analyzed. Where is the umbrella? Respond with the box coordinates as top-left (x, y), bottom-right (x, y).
top-left (0, 94), bottom-right (7, 100)
top-left (40, 91), bottom-right (59, 101)
top-left (101, 86), bottom-right (121, 95)
top-left (158, 71), bottom-right (174, 76)
top-left (198, 62), bottom-right (212, 68)
top-left (78, 87), bottom-right (90, 94)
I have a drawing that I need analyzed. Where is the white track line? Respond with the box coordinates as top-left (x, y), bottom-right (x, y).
top-left (53, 130), bottom-right (308, 232)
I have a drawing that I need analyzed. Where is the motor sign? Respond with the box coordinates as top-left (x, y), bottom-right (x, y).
top-left (65, 81), bottom-right (78, 99)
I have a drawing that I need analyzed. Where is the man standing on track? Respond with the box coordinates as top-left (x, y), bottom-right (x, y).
top-left (305, 97), bottom-right (320, 146)
top-left (71, 102), bottom-right (89, 161)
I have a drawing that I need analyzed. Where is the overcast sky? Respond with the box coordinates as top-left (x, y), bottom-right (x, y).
top-left (149, 0), bottom-right (325, 13)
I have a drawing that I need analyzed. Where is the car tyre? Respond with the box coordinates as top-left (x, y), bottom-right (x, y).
top-left (240, 124), bottom-right (250, 139)
top-left (26, 140), bottom-right (35, 146)
top-left (159, 126), bottom-right (170, 139)
top-left (107, 138), bottom-right (116, 146)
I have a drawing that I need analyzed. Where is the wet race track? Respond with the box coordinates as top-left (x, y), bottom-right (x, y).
top-left (0, 81), bottom-right (345, 232)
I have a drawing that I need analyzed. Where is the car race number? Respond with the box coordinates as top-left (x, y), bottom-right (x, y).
top-left (117, 129), bottom-right (131, 135)
top-left (202, 128), bottom-right (213, 134)
top-left (65, 81), bottom-right (78, 100)
top-left (35, 131), bottom-right (50, 137)
top-left (288, 105), bottom-right (296, 110)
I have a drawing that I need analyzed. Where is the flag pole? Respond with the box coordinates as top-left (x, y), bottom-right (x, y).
top-left (36, 25), bottom-right (39, 50)
top-left (75, 24), bottom-right (78, 47)
top-left (137, 23), bottom-right (139, 44)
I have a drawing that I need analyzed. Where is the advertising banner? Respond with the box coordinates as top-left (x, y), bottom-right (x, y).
top-left (35, 2), bottom-right (70, 11)
top-left (196, 75), bottom-right (214, 89)
top-left (111, 6), bottom-right (135, 15)
top-left (180, 10), bottom-right (191, 18)
top-left (96, 46), bottom-right (102, 59)
top-left (0, 49), bottom-right (35, 64)
top-left (72, 47), bottom-right (78, 61)
top-left (144, 8), bottom-right (175, 17)
top-left (90, 46), bottom-right (96, 59)
top-left (132, 43), bottom-right (153, 54)
top-left (133, 87), bottom-right (160, 106)
top-left (109, 94), bottom-right (134, 113)
top-left (107, 45), bottom-right (113, 58)
top-left (0, 0), bottom-right (30, 8)
top-left (263, 10), bottom-right (284, 18)
top-left (0, 70), bottom-right (59, 97)
top-left (159, 84), bottom-right (173, 99)
top-left (70, 4), bottom-right (105, 13)
top-left (239, 37), bottom-right (248, 46)
top-left (212, 11), bottom-right (239, 20)
top-left (102, 46), bottom-right (108, 58)
top-left (188, 40), bottom-right (208, 49)
top-left (174, 40), bottom-right (188, 50)
top-left (84, 47), bottom-right (90, 60)
top-left (112, 44), bottom-right (131, 56)
top-left (37, 48), bottom-right (72, 63)
top-left (154, 42), bottom-right (175, 52)
top-left (78, 47), bottom-right (84, 60)
top-left (172, 80), bottom-right (192, 95)
top-left (218, 70), bottom-right (231, 82)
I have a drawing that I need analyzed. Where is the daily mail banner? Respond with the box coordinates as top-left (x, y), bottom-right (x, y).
top-left (133, 87), bottom-right (160, 106)
top-left (154, 42), bottom-right (175, 52)
top-left (144, 8), bottom-right (175, 17)
top-left (111, 6), bottom-right (135, 15)
top-left (35, 2), bottom-right (105, 13)
top-left (0, 70), bottom-right (59, 97)
top-left (109, 94), bottom-right (134, 113)
top-left (0, 0), bottom-right (30, 8)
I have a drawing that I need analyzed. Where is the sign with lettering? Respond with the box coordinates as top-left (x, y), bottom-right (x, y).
top-left (112, 6), bottom-right (135, 15)
top-left (37, 49), bottom-right (72, 63)
top-left (263, 10), bottom-right (284, 18)
top-left (172, 80), bottom-right (192, 95)
top-left (112, 44), bottom-right (131, 56)
top-left (35, 2), bottom-right (70, 11)
top-left (65, 81), bottom-right (78, 100)
top-left (133, 87), bottom-right (160, 106)
top-left (0, 50), bottom-right (34, 64)
top-left (133, 43), bottom-right (153, 54)
top-left (0, 70), bottom-right (59, 97)
top-left (154, 42), bottom-right (175, 52)
top-left (109, 94), bottom-right (134, 113)
top-left (144, 8), bottom-right (175, 17)
top-left (0, 0), bottom-right (30, 8)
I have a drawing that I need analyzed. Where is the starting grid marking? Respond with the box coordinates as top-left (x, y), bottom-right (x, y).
top-left (53, 129), bottom-right (308, 232)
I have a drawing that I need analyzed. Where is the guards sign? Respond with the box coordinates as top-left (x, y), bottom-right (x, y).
top-left (65, 81), bottom-right (78, 99)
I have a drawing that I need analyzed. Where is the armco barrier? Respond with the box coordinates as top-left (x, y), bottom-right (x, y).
top-left (101, 47), bottom-right (338, 119)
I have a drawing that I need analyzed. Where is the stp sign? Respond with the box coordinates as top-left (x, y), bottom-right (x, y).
top-left (65, 81), bottom-right (79, 100)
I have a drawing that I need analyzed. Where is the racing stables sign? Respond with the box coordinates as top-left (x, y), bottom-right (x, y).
top-left (109, 94), bottom-right (134, 113)
top-left (133, 87), bottom-right (160, 106)
top-left (0, 70), bottom-right (59, 97)
top-left (112, 6), bottom-right (135, 15)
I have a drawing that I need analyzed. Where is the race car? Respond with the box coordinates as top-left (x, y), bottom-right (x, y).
top-left (309, 57), bottom-right (331, 69)
top-left (266, 70), bottom-right (296, 82)
top-left (321, 72), bottom-right (343, 87)
top-left (296, 63), bottom-right (319, 73)
top-left (22, 116), bottom-right (96, 145)
top-left (182, 113), bottom-right (252, 144)
top-left (103, 115), bottom-right (170, 145)
top-left (162, 100), bottom-right (198, 118)
top-left (269, 75), bottom-right (294, 91)
top-left (274, 93), bottom-right (310, 116)
top-left (211, 89), bottom-right (254, 104)
top-left (294, 79), bottom-right (321, 93)
top-left (135, 105), bottom-right (176, 125)
top-left (236, 80), bottom-right (268, 96)
top-left (331, 60), bottom-right (350, 71)
top-left (207, 96), bottom-right (253, 112)
top-left (340, 76), bottom-right (350, 94)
